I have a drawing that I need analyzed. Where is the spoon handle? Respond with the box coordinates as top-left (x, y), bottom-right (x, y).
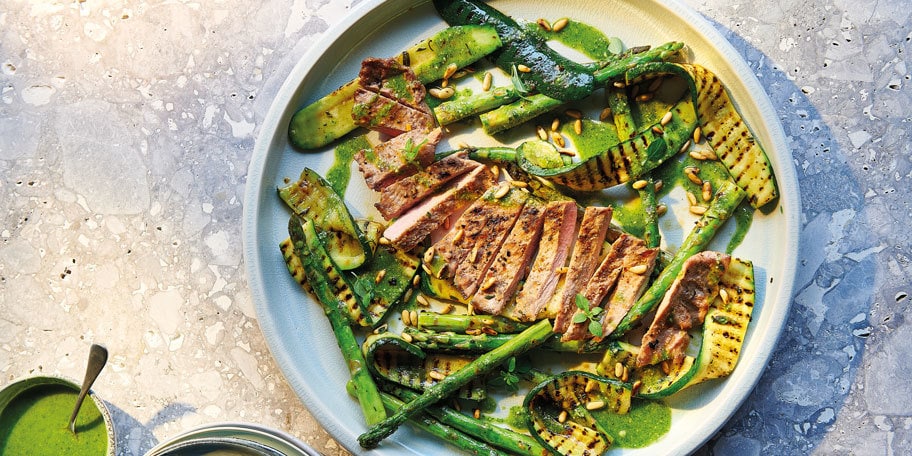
top-left (68, 344), bottom-right (108, 433)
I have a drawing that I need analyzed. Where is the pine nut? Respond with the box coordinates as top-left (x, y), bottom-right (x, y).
top-left (586, 400), bottom-right (605, 411)
top-left (401, 309), bottom-right (412, 326)
top-left (552, 18), bottom-right (569, 32)
top-left (537, 18), bottom-right (552, 31)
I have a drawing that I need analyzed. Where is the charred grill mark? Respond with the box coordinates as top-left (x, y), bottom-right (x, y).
top-left (593, 153), bottom-right (616, 187)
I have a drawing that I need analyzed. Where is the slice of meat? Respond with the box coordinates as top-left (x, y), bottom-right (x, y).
top-left (560, 234), bottom-right (658, 341)
top-left (551, 206), bottom-right (613, 333)
top-left (513, 200), bottom-right (577, 322)
top-left (434, 185), bottom-right (529, 298)
top-left (352, 57), bottom-right (435, 136)
top-left (352, 89), bottom-right (437, 136)
top-left (636, 251), bottom-right (731, 367)
top-left (374, 152), bottom-right (481, 220)
top-left (600, 241), bottom-right (659, 337)
top-left (382, 166), bottom-right (495, 251)
top-left (358, 57), bottom-right (426, 105)
top-left (471, 197), bottom-right (546, 315)
top-left (354, 128), bottom-right (441, 191)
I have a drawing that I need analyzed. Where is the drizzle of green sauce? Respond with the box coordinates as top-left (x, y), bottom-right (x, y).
top-left (591, 399), bottom-right (671, 448)
top-left (526, 20), bottom-right (616, 61)
top-left (505, 405), bottom-right (528, 430)
top-left (563, 118), bottom-right (619, 161)
top-left (326, 135), bottom-right (371, 195)
top-left (609, 197), bottom-right (647, 239)
top-left (384, 74), bottom-right (413, 103)
top-left (0, 385), bottom-right (108, 456)
top-left (727, 203), bottom-right (753, 253)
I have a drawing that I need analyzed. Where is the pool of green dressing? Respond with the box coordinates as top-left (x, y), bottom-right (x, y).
top-left (527, 20), bottom-right (618, 61)
top-left (0, 385), bottom-right (107, 456)
top-left (326, 135), bottom-right (371, 195)
top-left (506, 399), bottom-right (670, 449)
top-left (591, 399), bottom-right (671, 448)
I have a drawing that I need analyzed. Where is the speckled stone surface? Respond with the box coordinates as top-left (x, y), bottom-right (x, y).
top-left (0, 0), bottom-right (908, 455)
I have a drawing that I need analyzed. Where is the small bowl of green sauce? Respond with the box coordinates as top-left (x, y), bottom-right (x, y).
top-left (0, 375), bottom-right (116, 456)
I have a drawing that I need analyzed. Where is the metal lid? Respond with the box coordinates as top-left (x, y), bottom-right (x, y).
top-left (144, 422), bottom-right (320, 456)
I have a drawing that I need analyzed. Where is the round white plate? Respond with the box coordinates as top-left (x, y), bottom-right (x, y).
top-left (244, 1), bottom-right (800, 454)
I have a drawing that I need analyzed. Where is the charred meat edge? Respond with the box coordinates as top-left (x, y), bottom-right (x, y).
top-left (352, 57), bottom-right (435, 136)
top-left (433, 186), bottom-right (528, 298)
top-left (354, 127), bottom-right (441, 191)
top-left (383, 165), bottom-right (495, 252)
top-left (375, 152), bottom-right (481, 220)
top-left (636, 251), bottom-right (731, 367)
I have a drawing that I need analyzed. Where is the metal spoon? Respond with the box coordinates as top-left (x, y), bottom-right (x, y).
top-left (68, 343), bottom-right (108, 434)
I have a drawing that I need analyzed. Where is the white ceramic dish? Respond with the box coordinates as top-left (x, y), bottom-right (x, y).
top-left (244, 0), bottom-right (800, 454)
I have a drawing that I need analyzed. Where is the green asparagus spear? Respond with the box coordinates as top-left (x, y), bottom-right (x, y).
top-left (479, 42), bottom-right (685, 134)
top-left (417, 312), bottom-right (532, 334)
top-left (347, 382), bottom-right (509, 456)
top-left (358, 319), bottom-right (553, 449)
top-left (386, 384), bottom-right (548, 455)
top-left (608, 181), bottom-right (747, 337)
top-left (289, 216), bottom-right (387, 425)
top-left (434, 85), bottom-right (520, 125)
top-left (403, 327), bottom-right (596, 354)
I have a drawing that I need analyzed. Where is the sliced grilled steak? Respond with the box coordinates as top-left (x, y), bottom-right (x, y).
top-left (513, 200), bottom-right (577, 322)
top-left (434, 185), bottom-right (529, 298)
top-left (561, 234), bottom-right (658, 341)
top-left (375, 152), bottom-right (481, 220)
top-left (352, 57), bottom-right (435, 136)
top-left (382, 165), bottom-right (494, 251)
top-left (636, 251), bottom-right (731, 367)
top-left (551, 206), bottom-right (613, 333)
top-left (471, 197), bottom-right (546, 315)
top-left (600, 240), bottom-right (659, 337)
top-left (358, 57), bottom-right (426, 105)
top-left (354, 127), bottom-right (441, 191)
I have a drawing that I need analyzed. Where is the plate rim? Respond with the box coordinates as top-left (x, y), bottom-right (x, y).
top-left (243, 0), bottom-right (801, 454)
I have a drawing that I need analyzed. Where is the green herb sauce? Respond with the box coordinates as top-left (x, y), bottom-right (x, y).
top-left (608, 197), bottom-right (647, 239)
top-left (591, 399), bottom-right (671, 448)
top-left (563, 118), bottom-right (619, 161)
top-left (327, 135), bottom-right (371, 195)
top-left (527, 20), bottom-right (616, 61)
top-left (504, 405), bottom-right (527, 430)
top-left (383, 74), bottom-right (413, 103)
top-left (0, 385), bottom-right (108, 456)
top-left (503, 399), bottom-right (669, 449)
top-left (727, 203), bottom-right (753, 253)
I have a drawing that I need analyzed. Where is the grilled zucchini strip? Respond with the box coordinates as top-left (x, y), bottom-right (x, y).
top-left (288, 216), bottom-right (386, 425)
top-left (524, 371), bottom-right (632, 455)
